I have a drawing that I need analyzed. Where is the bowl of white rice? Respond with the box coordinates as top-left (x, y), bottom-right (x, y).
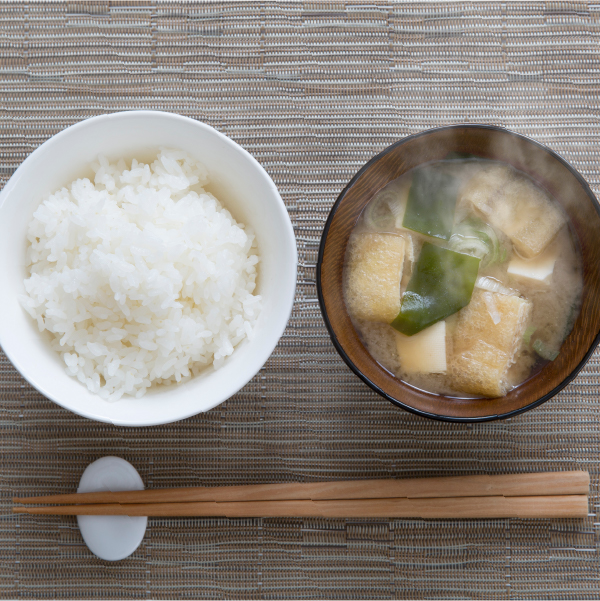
top-left (0, 111), bottom-right (297, 426)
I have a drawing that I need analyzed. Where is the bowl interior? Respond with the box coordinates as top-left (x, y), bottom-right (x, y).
top-left (318, 126), bottom-right (600, 421)
top-left (0, 111), bottom-right (297, 426)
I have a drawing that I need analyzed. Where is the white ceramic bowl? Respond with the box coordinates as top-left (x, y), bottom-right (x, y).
top-left (0, 111), bottom-right (297, 426)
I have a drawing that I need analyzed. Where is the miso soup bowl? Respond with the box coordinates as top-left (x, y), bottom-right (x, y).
top-left (0, 111), bottom-right (297, 427)
top-left (317, 125), bottom-right (600, 422)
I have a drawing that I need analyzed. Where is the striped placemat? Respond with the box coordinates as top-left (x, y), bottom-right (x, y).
top-left (1, 2), bottom-right (599, 598)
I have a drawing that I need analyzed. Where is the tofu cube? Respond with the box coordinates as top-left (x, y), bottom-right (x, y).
top-left (395, 320), bottom-right (446, 374)
top-left (507, 242), bottom-right (558, 283)
top-left (345, 232), bottom-right (406, 322)
top-left (461, 166), bottom-right (565, 258)
top-left (448, 289), bottom-right (532, 397)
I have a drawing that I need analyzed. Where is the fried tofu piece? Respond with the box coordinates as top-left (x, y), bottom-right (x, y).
top-left (461, 166), bottom-right (565, 258)
top-left (345, 232), bottom-right (406, 322)
top-left (501, 179), bottom-right (565, 258)
top-left (448, 290), bottom-right (531, 397)
top-left (395, 320), bottom-right (446, 374)
top-left (460, 164), bottom-right (512, 215)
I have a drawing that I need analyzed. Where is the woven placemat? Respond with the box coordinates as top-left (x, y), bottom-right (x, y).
top-left (1, 2), bottom-right (600, 599)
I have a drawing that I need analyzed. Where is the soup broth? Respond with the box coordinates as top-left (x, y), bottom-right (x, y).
top-left (343, 159), bottom-right (583, 399)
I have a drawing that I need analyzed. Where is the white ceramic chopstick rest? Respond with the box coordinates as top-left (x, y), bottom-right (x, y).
top-left (77, 456), bottom-right (147, 561)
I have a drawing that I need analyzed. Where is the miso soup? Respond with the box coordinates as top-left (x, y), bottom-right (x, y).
top-left (342, 158), bottom-right (583, 398)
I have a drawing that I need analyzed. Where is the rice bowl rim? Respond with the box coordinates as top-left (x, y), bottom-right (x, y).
top-left (0, 111), bottom-right (297, 426)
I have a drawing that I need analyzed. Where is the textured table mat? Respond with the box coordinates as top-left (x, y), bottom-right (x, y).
top-left (1, 2), bottom-right (600, 599)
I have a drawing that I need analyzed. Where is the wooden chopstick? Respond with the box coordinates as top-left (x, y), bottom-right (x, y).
top-left (12, 495), bottom-right (589, 519)
top-left (12, 471), bottom-right (590, 505)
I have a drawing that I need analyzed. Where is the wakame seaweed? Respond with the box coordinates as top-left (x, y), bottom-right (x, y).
top-left (391, 243), bottom-right (481, 336)
top-left (402, 167), bottom-right (460, 240)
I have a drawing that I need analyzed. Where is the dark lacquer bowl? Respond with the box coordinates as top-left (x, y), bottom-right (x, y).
top-left (317, 125), bottom-right (600, 422)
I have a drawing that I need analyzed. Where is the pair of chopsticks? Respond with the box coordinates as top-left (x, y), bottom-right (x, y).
top-left (13, 471), bottom-right (589, 519)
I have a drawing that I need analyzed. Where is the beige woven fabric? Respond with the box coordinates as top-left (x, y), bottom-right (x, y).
top-left (1, 1), bottom-right (600, 598)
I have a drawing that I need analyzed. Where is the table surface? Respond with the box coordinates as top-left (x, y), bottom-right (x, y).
top-left (1, 2), bottom-right (600, 599)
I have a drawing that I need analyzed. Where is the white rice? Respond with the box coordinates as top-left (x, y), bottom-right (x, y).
top-left (20, 148), bottom-right (261, 401)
